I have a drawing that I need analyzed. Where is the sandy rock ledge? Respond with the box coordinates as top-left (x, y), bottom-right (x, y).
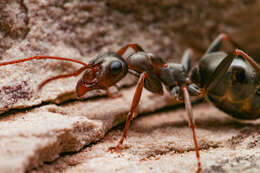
top-left (0, 0), bottom-right (260, 172)
top-left (0, 88), bottom-right (176, 173)
top-left (32, 104), bottom-right (260, 173)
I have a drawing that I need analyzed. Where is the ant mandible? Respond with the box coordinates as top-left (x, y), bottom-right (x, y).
top-left (0, 34), bottom-right (259, 173)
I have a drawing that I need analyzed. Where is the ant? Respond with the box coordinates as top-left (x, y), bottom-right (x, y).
top-left (0, 34), bottom-right (259, 173)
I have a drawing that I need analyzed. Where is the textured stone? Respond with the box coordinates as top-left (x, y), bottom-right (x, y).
top-left (31, 104), bottom-right (260, 173)
top-left (0, 0), bottom-right (260, 113)
top-left (0, 88), bottom-right (177, 173)
top-left (0, 0), bottom-right (259, 172)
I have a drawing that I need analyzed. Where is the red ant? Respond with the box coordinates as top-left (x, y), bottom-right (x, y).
top-left (0, 34), bottom-right (259, 172)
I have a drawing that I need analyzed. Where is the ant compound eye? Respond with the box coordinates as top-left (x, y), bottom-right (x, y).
top-left (231, 66), bottom-right (245, 83)
top-left (110, 61), bottom-right (122, 76)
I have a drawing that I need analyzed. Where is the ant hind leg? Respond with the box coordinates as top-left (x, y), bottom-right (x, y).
top-left (205, 33), bottom-right (243, 54)
top-left (204, 49), bottom-right (259, 92)
top-left (234, 49), bottom-right (260, 75)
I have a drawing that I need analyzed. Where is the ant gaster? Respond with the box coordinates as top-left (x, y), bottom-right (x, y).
top-left (0, 34), bottom-right (259, 173)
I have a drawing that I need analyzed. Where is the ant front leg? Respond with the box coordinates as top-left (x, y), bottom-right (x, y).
top-left (205, 33), bottom-right (243, 54)
top-left (117, 43), bottom-right (144, 56)
top-left (109, 72), bottom-right (148, 152)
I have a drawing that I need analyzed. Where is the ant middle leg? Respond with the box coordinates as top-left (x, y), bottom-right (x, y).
top-left (182, 86), bottom-right (202, 173)
top-left (180, 49), bottom-right (203, 96)
top-left (181, 48), bottom-right (193, 72)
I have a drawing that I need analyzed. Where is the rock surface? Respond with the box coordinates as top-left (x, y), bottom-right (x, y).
top-left (31, 104), bottom-right (260, 173)
top-left (0, 87), bottom-right (178, 173)
top-left (0, 0), bottom-right (259, 172)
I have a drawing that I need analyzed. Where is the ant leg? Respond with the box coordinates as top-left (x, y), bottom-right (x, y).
top-left (181, 48), bottom-right (193, 72)
top-left (117, 43), bottom-right (144, 56)
top-left (0, 56), bottom-right (88, 66)
top-left (205, 49), bottom-right (260, 91)
top-left (204, 53), bottom-right (234, 91)
top-left (234, 49), bottom-right (260, 74)
top-left (205, 33), bottom-right (243, 54)
top-left (109, 72), bottom-right (147, 152)
top-left (38, 66), bottom-right (88, 89)
top-left (182, 86), bottom-right (202, 173)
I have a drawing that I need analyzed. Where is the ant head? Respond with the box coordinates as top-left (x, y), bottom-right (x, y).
top-left (76, 52), bottom-right (128, 97)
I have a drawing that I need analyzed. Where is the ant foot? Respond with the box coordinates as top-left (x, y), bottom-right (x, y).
top-left (196, 167), bottom-right (202, 173)
top-left (108, 144), bottom-right (122, 153)
top-left (108, 144), bottom-right (130, 153)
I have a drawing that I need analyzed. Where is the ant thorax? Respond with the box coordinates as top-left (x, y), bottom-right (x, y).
top-left (158, 63), bottom-right (189, 87)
